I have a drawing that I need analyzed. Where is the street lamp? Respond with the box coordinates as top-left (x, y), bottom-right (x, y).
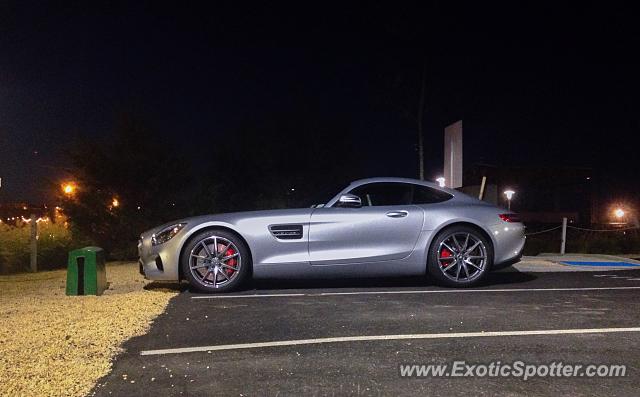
top-left (504, 189), bottom-right (515, 211)
top-left (61, 182), bottom-right (77, 197)
top-left (436, 177), bottom-right (446, 187)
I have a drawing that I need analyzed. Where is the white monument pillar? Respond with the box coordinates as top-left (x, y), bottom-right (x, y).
top-left (444, 120), bottom-right (463, 188)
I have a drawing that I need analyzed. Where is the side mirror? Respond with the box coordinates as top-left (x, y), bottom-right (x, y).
top-left (337, 194), bottom-right (362, 208)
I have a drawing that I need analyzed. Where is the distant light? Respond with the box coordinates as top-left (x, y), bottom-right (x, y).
top-left (436, 177), bottom-right (446, 187)
top-left (291, 188), bottom-right (295, 191)
top-left (586, 177), bottom-right (591, 180)
top-left (137, 206), bottom-right (141, 210)
top-left (504, 190), bottom-right (515, 200)
top-left (111, 198), bottom-right (120, 208)
top-left (614, 208), bottom-right (625, 219)
top-left (62, 182), bottom-right (77, 196)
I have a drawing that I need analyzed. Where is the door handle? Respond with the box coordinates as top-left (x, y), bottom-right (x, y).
top-left (386, 210), bottom-right (409, 218)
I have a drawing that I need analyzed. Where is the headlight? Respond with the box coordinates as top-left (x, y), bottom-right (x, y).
top-left (151, 223), bottom-right (186, 246)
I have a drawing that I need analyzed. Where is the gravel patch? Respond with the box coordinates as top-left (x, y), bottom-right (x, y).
top-left (0, 262), bottom-right (179, 397)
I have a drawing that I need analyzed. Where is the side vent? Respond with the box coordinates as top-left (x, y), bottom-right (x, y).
top-left (269, 224), bottom-right (303, 240)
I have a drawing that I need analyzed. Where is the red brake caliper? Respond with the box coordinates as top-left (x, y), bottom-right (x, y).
top-left (221, 245), bottom-right (237, 276)
top-left (440, 248), bottom-right (452, 266)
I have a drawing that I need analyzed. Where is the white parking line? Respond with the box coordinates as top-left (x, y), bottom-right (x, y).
top-left (191, 286), bottom-right (640, 300)
top-left (140, 327), bottom-right (640, 356)
top-left (192, 293), bottom-right (307, 299)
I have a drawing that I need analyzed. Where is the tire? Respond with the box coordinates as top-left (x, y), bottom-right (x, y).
top-left (180, 229), bottom-right (251, 293)
top-left (427, 225), bottom-right (493, 287)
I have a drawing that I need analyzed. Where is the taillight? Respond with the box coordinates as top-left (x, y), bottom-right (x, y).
top-left (499, 213), bottom-right (521, 223)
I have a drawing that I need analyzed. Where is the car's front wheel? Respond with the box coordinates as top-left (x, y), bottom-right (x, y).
top-left (181, 229), bottom-right (250, 293)
top-left (427, 225), bottom-right (493, 287)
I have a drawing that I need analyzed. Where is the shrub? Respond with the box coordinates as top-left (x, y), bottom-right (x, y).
top-left (0, 219), bottom-right (90, 274)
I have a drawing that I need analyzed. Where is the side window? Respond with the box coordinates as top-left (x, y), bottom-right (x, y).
top-left (348, 183), bottom-right (412, 206)
top-left (412, 185), bottom-right (453, 204)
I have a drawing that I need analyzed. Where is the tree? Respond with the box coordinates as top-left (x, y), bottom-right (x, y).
top-left (63, 116), bottom-right (193, 258)
top-left (208, 113), bottom-right (363, 211)
top-left (63, 112), bottom-right (365, 259)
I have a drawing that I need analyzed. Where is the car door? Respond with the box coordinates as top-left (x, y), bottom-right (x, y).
top-left (308, 182), bottom-right (424, 265)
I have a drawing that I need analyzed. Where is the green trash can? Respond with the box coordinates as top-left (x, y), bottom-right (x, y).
top-left (66, 246), bottom-right (107, 296)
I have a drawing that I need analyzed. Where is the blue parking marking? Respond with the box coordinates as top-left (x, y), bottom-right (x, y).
top-left (562, 261), bottom-right (640, 267)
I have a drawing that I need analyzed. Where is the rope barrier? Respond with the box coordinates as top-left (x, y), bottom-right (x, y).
top-left (567, 225), bottom-right (639, 232)
top-left (524, 226), bottom-right (562, 236)
top-left (525, 225), bottom-right (639, 236)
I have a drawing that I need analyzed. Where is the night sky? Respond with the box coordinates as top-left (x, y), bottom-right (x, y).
top-left (1, 2), bottom-right (639, 203)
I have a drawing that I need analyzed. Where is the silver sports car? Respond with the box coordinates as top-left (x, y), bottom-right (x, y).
top-left (139, 177), bottom-right (525, 292)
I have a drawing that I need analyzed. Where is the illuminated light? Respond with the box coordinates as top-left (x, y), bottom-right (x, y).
top-left (22, 206), bottom-right (27, 210)
top-left (499, 213), bottom-right (521, 223)
top-left (61, 182), bottom-right (77, 196)
top-left (112, 198), bottom-right (120, 208)
top-left (504, 190), bottom-right (515, 200)
top-left (436, 177), bottom-right (446, 187)
top-left (614, 208), bottom-right (625, 219)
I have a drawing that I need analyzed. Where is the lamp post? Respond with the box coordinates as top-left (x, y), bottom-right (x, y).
top-left (504, 190), bottom-right (515, 211)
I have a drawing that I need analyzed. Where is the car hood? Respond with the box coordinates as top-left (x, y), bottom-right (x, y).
top-left (143, 208), bottom-right (314, 237)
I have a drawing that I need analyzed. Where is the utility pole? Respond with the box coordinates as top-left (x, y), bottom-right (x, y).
top-left (417, 60), bottom-right (426, 180)
top-left (30, 214), bottom-right (38, 272)
top-left (560, 217), bottom-right (567, 255)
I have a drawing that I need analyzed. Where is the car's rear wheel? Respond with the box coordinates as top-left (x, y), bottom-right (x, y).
top-left (427, 225), bottom-right (493, 287)
top-left (181, 229), bottom-right (250, 293)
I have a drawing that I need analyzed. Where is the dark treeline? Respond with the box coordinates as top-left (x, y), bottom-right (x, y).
top-left (62, 114), bottom-right (369, 258)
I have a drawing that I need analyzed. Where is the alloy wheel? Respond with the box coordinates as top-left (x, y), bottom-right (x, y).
top-left (437, 232), bottom-right (487, 282)
top-left (189, 236), bottom-right (242, 288)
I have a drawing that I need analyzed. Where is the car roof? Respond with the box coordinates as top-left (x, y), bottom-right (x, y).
top-left (348, 177), bottom-right (443, 190)
top-left (324, 177), bottom-right (477, 207)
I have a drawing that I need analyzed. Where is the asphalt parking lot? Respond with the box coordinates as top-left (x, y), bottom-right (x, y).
top-left (92, 267), bottom-right (640, 396)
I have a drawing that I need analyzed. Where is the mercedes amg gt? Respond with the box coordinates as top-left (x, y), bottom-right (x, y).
top-left (138, 177), bottom-right (525, 292)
